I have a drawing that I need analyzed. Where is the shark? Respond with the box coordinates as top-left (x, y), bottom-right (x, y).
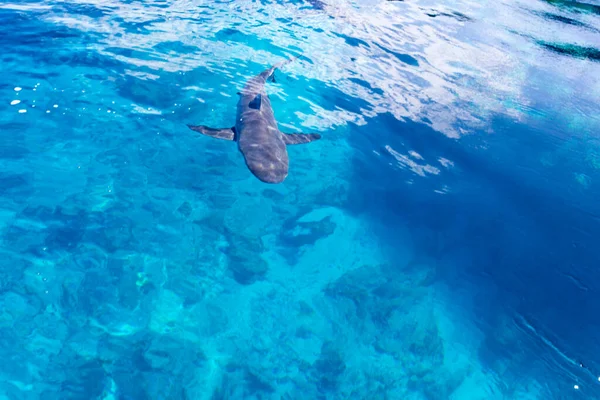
top-left (187, 56), bottom-right (321, 184)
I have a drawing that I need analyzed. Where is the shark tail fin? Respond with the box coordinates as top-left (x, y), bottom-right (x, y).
top-left (262, 53), bottom-right (304, 81)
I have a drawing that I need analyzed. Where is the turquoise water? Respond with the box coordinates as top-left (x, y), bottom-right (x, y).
top-left (1, 0), bottom-right (600, 398)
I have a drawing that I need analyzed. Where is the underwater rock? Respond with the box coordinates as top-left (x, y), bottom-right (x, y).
top-left (214, 361), bottom-right (275, 399)
top-left (57, 358), bottom-right (107, 400)
top-left (85, 211), bottom-right (136, 253)
top-left (277, 206), bottom-right (340, 264)
top-left (399, 255), bottom-right (438, 287)
top-left (279, 213), bottom-right (336, 248)
top-left (177, 201), bottom-right (192, 217)
top-left (224, 196), bottom-right (275, 237)
top-left (0, 291), bottom-right (39, 322)
top-left (142, 334), bottom-right (205, 371)
top-left (324, 264), bottom-right (388, 301)
top-left (67, 332), bottom-right (99, 361)
top-left (313, 341), bottom-right (346, 392)
top-left (228, 252), bottom-right (268, 285)
top-left (322, 263), bottom-right (430, 329)
top-left (222, 231), bottom-right (269, 285)
top-left (185, 302), bottom-right (229, 337)
top-left (149, 289), bottom-right (184, 334)
top-left (0, 254), bottom-right (25, 292)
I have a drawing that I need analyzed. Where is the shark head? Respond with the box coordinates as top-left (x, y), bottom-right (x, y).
top-left (242, 143), bottom-right (290, 184)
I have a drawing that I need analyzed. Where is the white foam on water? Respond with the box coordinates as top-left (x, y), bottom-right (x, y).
top-left (10, 100), bottom-right (20, 105)
top-left (18, 109), bottom-right (26, 113)
top-left (14, 87), bottom-right (22, 92)
top-left (132, 104), bottom-right (161, 115)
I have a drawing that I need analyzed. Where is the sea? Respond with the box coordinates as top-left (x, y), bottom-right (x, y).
top-left (1, 0), bottom-right (600, 398)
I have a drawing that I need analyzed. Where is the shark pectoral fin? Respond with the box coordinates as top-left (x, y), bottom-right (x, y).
top-left (248, 94), bottom-right (262, 110)
top-left (188, 125), bottom-right (236, 141)
top-left (268, 72), bottom-right (276, 83)
top-left (282, 133), bottom-right (322, 145)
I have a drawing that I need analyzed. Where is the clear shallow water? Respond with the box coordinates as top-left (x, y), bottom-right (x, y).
top-left (1, 0), bottom-right (600, 398)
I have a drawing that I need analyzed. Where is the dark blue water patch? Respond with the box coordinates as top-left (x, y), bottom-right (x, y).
top-left (56, 47), bottom-right (124, 70)
top-left (114, 17), bottom-right (166, 34)
top-left (0, 9), bottom-right (108, 64)
top-left (348, 77), bottom-right (384, 95)
top-left (346, 111), bottom-right (600, 396)
top-left (0, 255), bottom-right (27, 292)
top-left (301, 0), bottom-right (327, 10)
top-left (84, 211), bottom-right (137, 254)
top-left (152, 41), bottom-right (199, 55)
top-left (58, 358), bottom-right (108, 400)
top-left (538, 41), bottom-right (600, 62)
top-left (44, 220), bottom-right (87, 252)
top-left (332, 32), bottom-right (370, 48)
top-left (2, 27), bottom-right (123, 73)
top-left (349, 113), bottom-right (462, 197)
top-left (537, 11), bottom-right (587, 26)
top-left (1, 26), bottom-right (80, 46)
top-left (374, 42), bottom-right (419, 66)
top-left (212, 362), bottom-right (275, 398)
top-left (0, 21), bottom-right (79, 47)
top-left (211, 28), bottom-right (296, 61)
top-left (106, 340), bottom-right (154, 400)
top-left (104, 46), bottom-right (165, 63)
top-left (425, 10), bottom-right (472, 22)
top-left (543, 0), bottom-right (600, 16)
top-left (0, 174), bottom-right (31, 195)
top-left (280, 0), bottom-right (327, 10)
top-left (51, 2), bottom-right (114, 19)
top-left (11, 207), bottom-right (89, 255)
top-left (302, 79), bottom-right (372, 115)
top-left (113, 72), bottom-right (181, 109)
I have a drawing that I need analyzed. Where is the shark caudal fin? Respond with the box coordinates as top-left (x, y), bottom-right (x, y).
top-left (261, 53), bottom-right (304, 82)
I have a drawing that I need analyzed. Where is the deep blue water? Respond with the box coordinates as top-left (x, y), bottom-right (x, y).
top-left (1, 0), bottom-right (600, 398)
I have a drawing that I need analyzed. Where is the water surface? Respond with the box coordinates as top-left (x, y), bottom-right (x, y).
top-left (1, 0), bottom-right (600, 398)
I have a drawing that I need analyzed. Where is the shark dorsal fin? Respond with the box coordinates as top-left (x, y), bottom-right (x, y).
top-left (248, 94), bottom-right (262, 110)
